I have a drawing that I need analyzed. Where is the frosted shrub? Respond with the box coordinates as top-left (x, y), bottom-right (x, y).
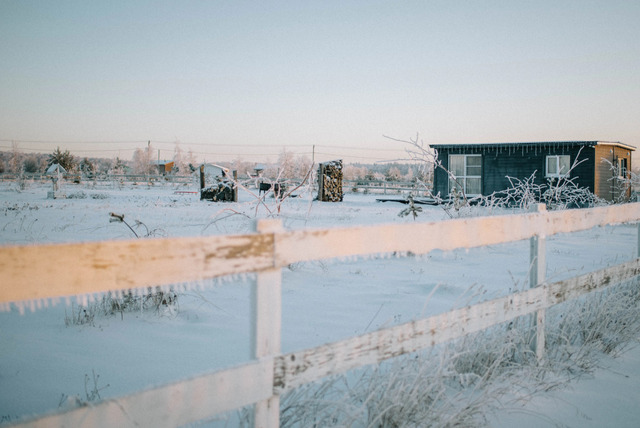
top-left (279, 328), bottom-right (539, 428)
top-left (67, 191), bottom-right (87, 199)
top-left (397, 195), bottom-right (422, 220)
top-left (64, 288), bottom-right (178, 326)
top-left (64, 303), bottom-right (96, 327)
top-left (104, 288), bottom-right (179, 318)
top-left (546, 278), bottom-right (640, 368)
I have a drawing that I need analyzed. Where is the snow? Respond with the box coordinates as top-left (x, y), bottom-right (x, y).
top-left (0, 180), bottom-right (638, 426)
top-left (488, 344), bottom-right (640, 427)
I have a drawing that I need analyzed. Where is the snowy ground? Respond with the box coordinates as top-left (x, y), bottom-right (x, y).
top-left (0, 180), bottom-right (638, 426)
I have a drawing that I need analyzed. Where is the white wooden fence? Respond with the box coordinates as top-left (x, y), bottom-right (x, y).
top-left (344, 179), bottom-right (428, 194)
top-left (2, 203), bottom-right (640, 427)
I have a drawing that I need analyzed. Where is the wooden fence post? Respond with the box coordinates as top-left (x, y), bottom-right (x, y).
top-left (251, 219), bottom-right (283, 428)
top-left (637, 222), bottom-right (640, 258)
top-left (529, 203), bottom-right (547, 361)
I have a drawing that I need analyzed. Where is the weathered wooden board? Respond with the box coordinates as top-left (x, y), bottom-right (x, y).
top-left (12, 359), bottom-right (273, 428)
top-left (273, 258), bottom-right (640, 393)
top-left (2, 203), bottom-right (638, 304)
top-left (251, 220), bottom-right (283, 427)
top-left (0, 234), bottom-right (274, 304)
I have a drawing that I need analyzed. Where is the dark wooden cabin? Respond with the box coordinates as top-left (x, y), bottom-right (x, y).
top-left (431, 141), bottom-right (635, 202)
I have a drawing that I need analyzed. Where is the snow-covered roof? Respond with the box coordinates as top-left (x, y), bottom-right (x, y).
top-left (201, 163), bottom-right (229, 177)
top-left (430, 141), bottom-right (636, 151)
top-left (45, 164), bottom-right (67, 175)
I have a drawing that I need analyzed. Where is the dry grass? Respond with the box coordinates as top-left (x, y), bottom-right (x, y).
top-left (276, 278), bottom-right (640, 428)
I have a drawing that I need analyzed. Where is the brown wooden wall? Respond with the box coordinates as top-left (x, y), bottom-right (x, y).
top-left (594, 145), bottom-right (633, 201)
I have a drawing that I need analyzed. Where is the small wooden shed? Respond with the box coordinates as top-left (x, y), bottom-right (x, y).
top-left (431, 141), bottom-right (635, 202)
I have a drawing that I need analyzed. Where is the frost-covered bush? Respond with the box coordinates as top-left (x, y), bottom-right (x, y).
top-left (67, 191), bottom-right (87, 199)
top-left (546, 278), bottom-right (640, 368)
top-left (477, 171), bottom-right (607, 212)
top-left (104, 288), bottom-right (179, 318)
top-left (64, 303), bottom-right (96, 327)
top-left (64, 288), bottom-right (178, 326)
top-left (67, 191), bottom-right (108, 200)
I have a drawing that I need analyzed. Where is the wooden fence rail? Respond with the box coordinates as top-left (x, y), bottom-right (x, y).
top-left (0, 173), bottom-right (196, 184)
top-left (2, 203), bottom-right (640, 427)
top-left (343, 179), bottom-right (429, 194)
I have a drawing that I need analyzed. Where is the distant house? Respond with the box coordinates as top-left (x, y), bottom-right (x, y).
top-left (155, 160), bottom-right (174, 175)
top-left (431, 141), bottom-right (635, 202)
top-left (253, 164), bottom-right (266, 177)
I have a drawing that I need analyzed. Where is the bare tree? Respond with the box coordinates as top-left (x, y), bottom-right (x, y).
top-left (132, 145), bottom-right (154, 175)
top-left (384, 133), bottom-right (467, 217)
top-left (9, 142), bottom-right (24, 173)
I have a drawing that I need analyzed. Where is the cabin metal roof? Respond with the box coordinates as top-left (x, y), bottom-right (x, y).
top-left (430, 141), bottom-right (635, 151)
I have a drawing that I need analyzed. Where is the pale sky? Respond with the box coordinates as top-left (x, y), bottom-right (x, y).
top-left (1, 1), bottom-right (639, 163)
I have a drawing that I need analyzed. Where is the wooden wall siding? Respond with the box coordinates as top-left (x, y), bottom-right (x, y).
top-left (619, 148), bottom-right (633, 199)
top-left (594, 145), bottom-right (615, 200)
top-left (593, 145), bottom-right (633, 201)
top-left (3, 203), bottom-right (640, 427)
top-left (433, 144), bottom-right (596, 197)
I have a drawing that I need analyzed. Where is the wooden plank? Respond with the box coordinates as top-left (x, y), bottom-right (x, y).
top-left (274, 258), bottom-right (640, 393)
top-left (529, 204), bottom-right (547, 360)
top-left (251, 219), bottom-right (283, 428)
top-left (274, 203), bottom-right (640, 266)
top-left (0, 234), bottom-right (274, 304)
top-left (544, 258), bottom-right (640, 305)
top-left (2, 203), bottom-right (638, 304)
top-left (251, 219), bottom-right (283, 359)
top-left (12, 360), bottom-right (274, 428)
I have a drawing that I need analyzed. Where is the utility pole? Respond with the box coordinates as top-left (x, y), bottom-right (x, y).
top-left (146, 141), bottom-right (150, 182)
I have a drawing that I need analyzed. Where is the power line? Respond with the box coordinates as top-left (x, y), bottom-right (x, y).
top-left (0, 139), bottom-right (147, 145)
top-left (0, 139), bottom-right (407, 152)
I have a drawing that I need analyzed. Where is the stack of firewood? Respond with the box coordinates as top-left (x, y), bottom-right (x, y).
top-left (318, 160), bottom-right (343, 202)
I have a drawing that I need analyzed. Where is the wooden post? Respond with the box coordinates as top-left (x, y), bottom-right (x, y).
top-left (251, 219), bottom-right (282, 428)
top-left (637, 223), bottom-right (640, 259)
top-left (233, 170), bottom-right (238, 202)
top-left (529, 203), bottom-right (546, 361)
top-left (317, 163), bottom-right (324, 201)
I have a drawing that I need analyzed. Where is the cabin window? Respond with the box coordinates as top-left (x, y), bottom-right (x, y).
top-left (618, 158), bottom-right (628, 178)
top-left (546, 155), bottom-right (571, 178)
top-left (448, 154), bottom-right (482, 196)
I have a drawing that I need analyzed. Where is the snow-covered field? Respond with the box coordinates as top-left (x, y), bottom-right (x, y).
top-left (1, 180), bottom-right (638, 427)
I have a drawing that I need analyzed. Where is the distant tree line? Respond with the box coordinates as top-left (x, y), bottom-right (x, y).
top-left (0, 146), bottom-right (122, 176)
top-left (0, 145), bottom-right (432, 183)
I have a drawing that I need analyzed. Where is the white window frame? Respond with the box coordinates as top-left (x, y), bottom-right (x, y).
top-left (545, 155), bottom-right (571, 179)
top-left (448, 154), bottom-right (482, 196)
top-left (617, 157), bottom-right (628, 178)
